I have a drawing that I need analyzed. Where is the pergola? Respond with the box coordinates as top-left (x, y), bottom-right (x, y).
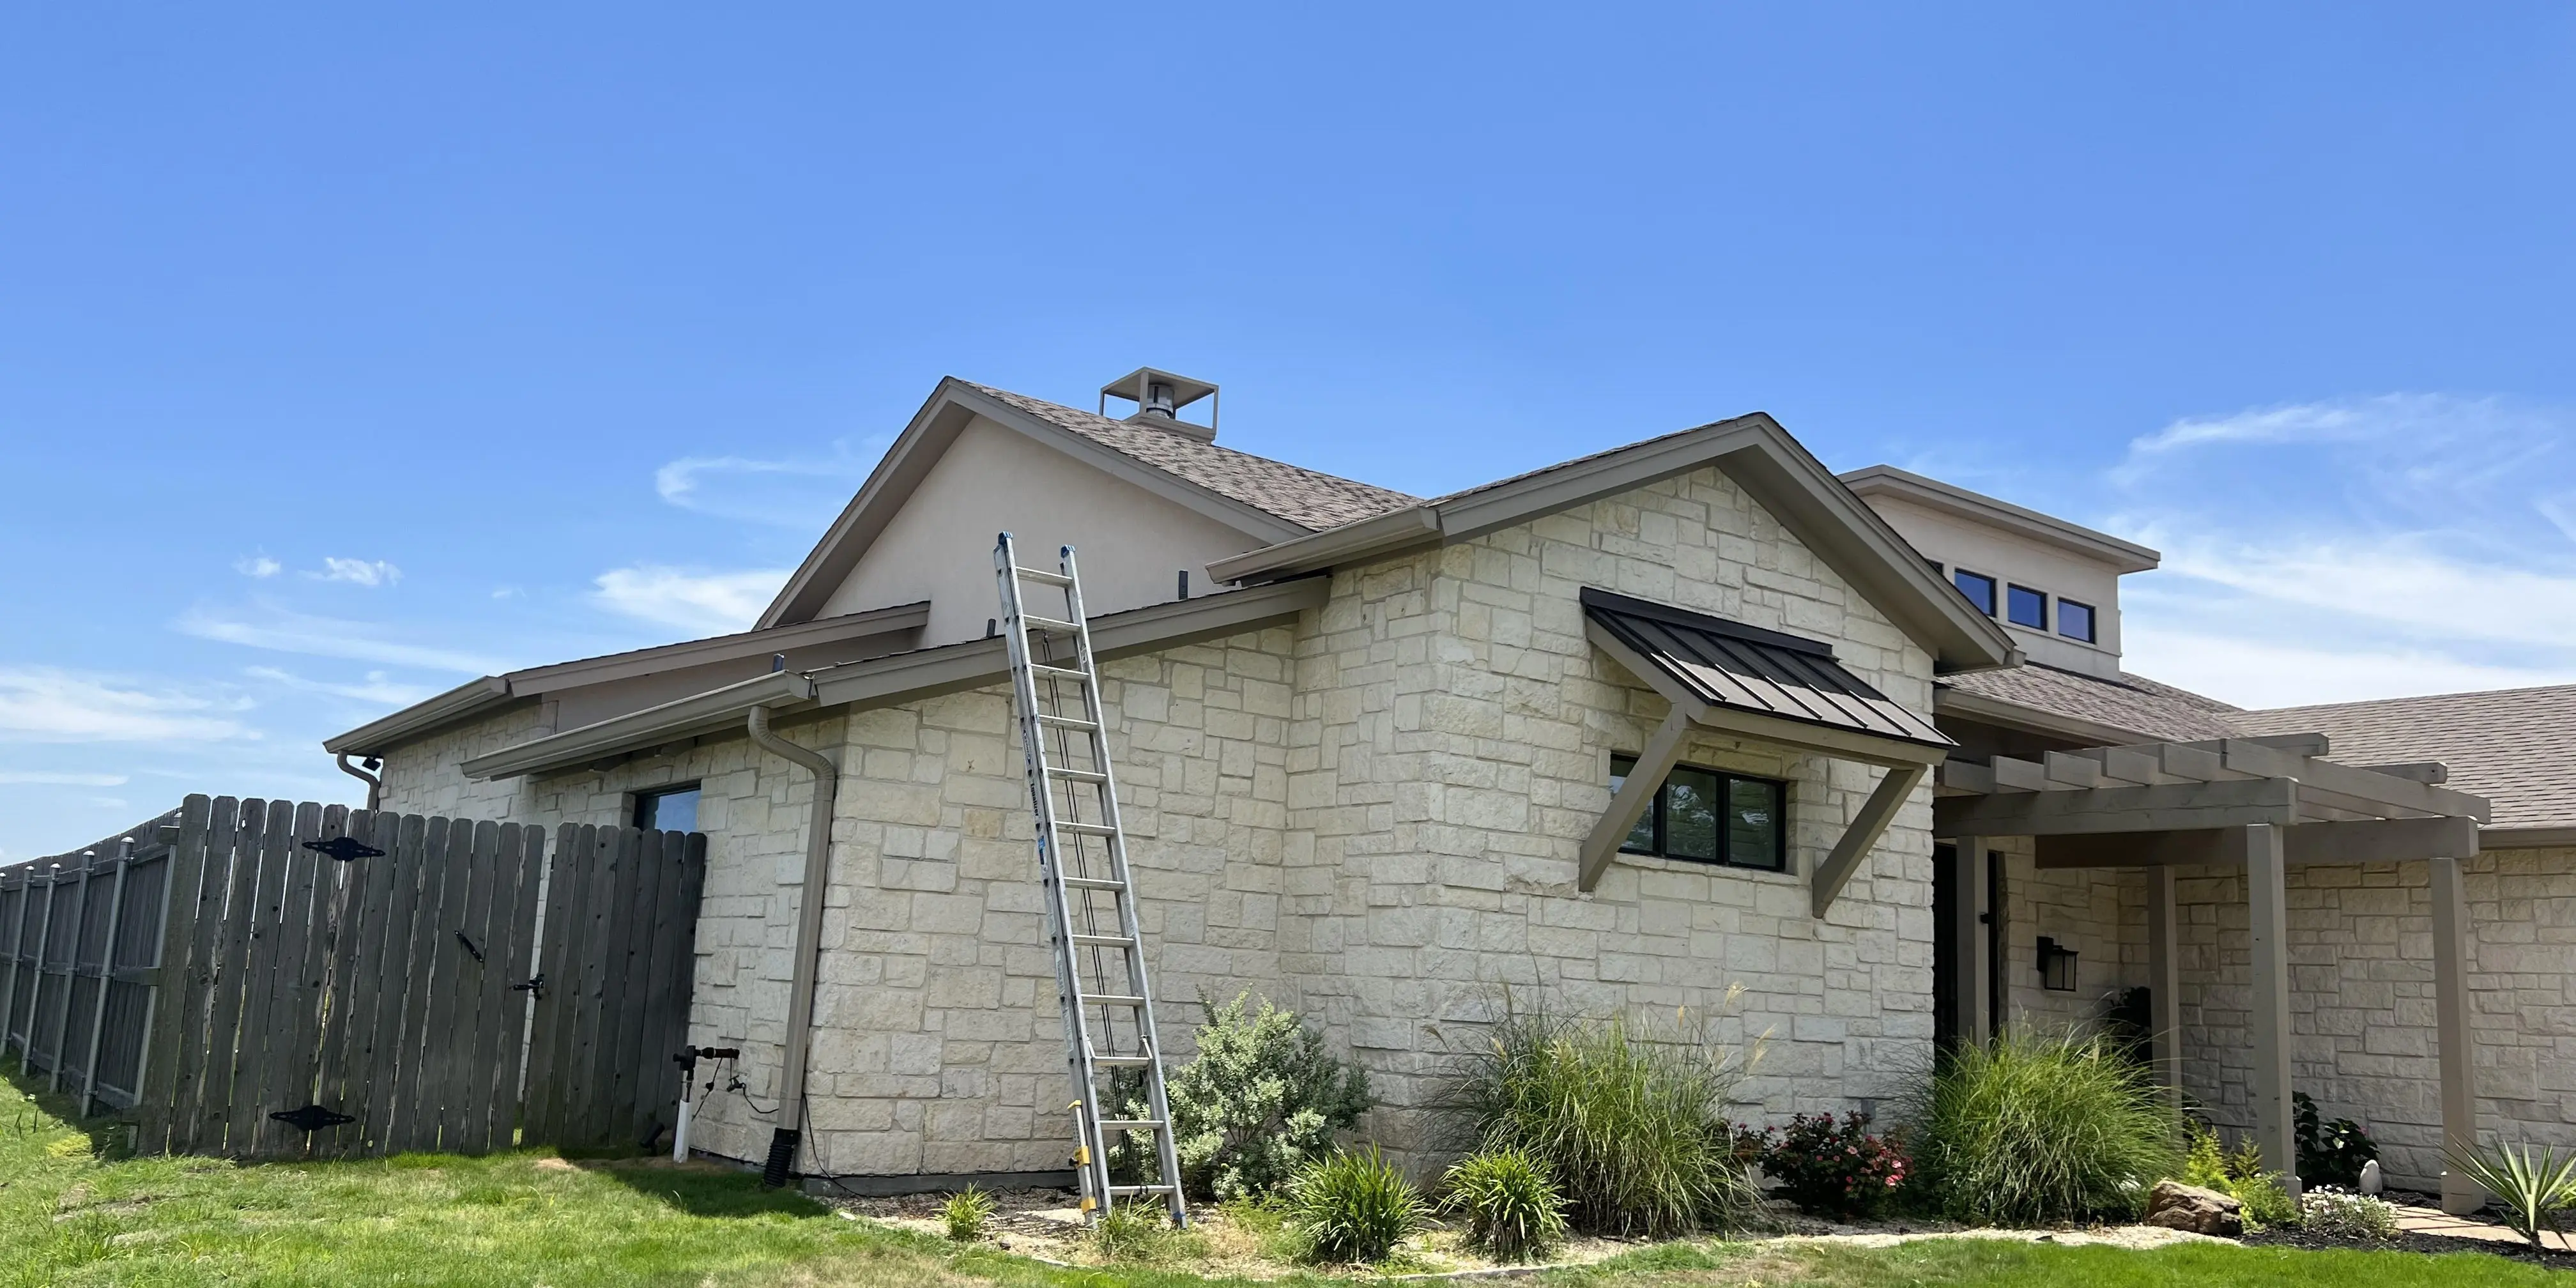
top-left (1935, 733), bottom-right (2493, 1212)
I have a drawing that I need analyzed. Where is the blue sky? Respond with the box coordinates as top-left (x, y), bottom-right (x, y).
top-left (4, 4), bottom-right (2574, 859)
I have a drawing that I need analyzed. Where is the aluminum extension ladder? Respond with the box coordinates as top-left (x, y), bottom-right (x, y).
top-left (994, 533), bottom-right (1188, 1227)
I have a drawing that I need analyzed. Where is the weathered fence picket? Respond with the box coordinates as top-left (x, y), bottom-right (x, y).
top-left (3, 795), bottom-right (705, 1162)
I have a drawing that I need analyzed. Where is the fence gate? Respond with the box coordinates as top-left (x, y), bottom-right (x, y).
top-left (0, 795), bottom-right (705, 1160)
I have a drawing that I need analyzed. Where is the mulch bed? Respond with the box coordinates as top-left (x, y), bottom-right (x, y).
top-left (2244, 1225), bottom-right (2576, 1269)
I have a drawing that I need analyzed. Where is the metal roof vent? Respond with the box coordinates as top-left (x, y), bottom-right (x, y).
top-left (1100, 367), bottom-right (1218, 442)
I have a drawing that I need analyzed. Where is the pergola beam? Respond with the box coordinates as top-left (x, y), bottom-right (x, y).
top-left (1936, 776), bottom-right (2298, 838)
top-left (2032, 814), bottom-right (2481, 868)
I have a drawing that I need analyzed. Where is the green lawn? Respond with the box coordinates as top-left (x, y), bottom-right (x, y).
top-left (1, 1063), bottom-right (2554, 1287)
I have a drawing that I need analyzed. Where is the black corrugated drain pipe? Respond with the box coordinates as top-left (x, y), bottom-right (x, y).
top-left (746, 701), bottom-right (838, 1188)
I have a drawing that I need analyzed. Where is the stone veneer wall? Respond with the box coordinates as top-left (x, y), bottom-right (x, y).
top-left (2163, 848), bottom-right (2576, 1189)
top-left (372, 462), bottom-right (1946, 1177)
top-left (1991, 842), bottom-right (2146, 1031)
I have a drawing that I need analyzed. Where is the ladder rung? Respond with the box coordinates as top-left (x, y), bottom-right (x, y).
top-left (1020, 614), bottom-right (1081, 634)
top-left (1046, 767), bottom-right (1108, 783)
top-left (1036, 713), bottom-right (1100, 731)
top-left (1054, 821), bottom-right (1116, 837)
top-left (1095, 1119), bottom-right (1164, 1131)
top-left (1070, 933), bottom-right (1134, 947)
top-left (1091, 1054), bottom-right (1154, 1067)
top-left (1081, 994), bottom-right (1148, 1007)
top-left (1030, 663), bottom-right (1091, 682)
top-left (1107, 1185), bottom-right (1176, 1196)
top-left (1060, 876), bottom-right (1126, 891)
top-left (1013, 567), bottom-right (1073, 588)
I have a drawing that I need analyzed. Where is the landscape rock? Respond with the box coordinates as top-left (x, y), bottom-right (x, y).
top-left (2145, 1180), bottom-right (2244, 1237)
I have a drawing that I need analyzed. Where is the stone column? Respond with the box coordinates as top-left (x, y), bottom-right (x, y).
top-left (2244, 823), bottom-right (2298, 1193)
top-left (2431, 855), bottom-right (2483, 1215)
top-left (2145, 864), bottom-right (2182, 1107)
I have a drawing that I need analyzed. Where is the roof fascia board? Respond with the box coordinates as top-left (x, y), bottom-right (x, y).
top-left (509, 601), bottom-right (929, 694)
top-left (1841, 464), bottom-right (2161, 572)
top-left (324, 676), bottom-right (518, 756)
top-left (1205, 506), bottom-right (1441, 583)
top-left (944, 385), bottom-right (1311, 545)
top-left (812, 578), bottom-right (1329, 714)
top-left (462, 671), bottom-right (817, 781)
top-left (464, 579), bottom-right (1331, 782)
top-left (2485, 825), bottom-right (2576, 849)
top-left (1210, 414), bottom-right (2019, 673)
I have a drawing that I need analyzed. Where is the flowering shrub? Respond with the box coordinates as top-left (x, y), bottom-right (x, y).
top-left (1754, 1112), bottom-right (1910, 1219)
top-left (2300, 1186), bottom-right (2399, 1241)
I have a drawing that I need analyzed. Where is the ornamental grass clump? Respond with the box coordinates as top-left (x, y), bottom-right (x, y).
top-left (1285, 1147), bottom-right (1429, 1264)
top-left (1442, 995), bottom-right (1765, 1238)
top-left (1441, 1146), bottom-right (1570, 1262)
top-left (940, 1186), bottom-right (996, 1242)
top-left (1904, 1027), bottom-right (2182, 1225)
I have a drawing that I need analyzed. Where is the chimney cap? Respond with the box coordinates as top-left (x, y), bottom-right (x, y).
top-left (1099, 367), bottom-right (1218, 441)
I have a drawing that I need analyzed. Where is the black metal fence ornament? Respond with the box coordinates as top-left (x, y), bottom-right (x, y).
top-left (456, 931), bottom-right (485, 963)
top-left (270, 1104), bottom-right (357, 1133)
top-left (302, 836), bottom-right (385, 862)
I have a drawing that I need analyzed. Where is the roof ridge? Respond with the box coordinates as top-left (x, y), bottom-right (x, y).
top-left (2250, 680), bottom-right (2576, 715)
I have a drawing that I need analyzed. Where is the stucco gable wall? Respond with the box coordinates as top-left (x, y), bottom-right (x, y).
top-left (815, 414), bottom-right (1263, 645)
top-left (1281, 462), bottom-right (1943, 1156)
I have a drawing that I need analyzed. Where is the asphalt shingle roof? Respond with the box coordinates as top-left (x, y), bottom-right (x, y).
top-left (1940, 664), bottom-right (2248, 742)
top-left (967, 383), bottom-right (1419, 532)
top-left (2234, 686), bottom-right (2576, 831)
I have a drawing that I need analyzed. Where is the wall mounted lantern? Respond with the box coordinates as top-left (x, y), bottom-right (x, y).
top-left (2036, 936), bottom-right (2079, 992)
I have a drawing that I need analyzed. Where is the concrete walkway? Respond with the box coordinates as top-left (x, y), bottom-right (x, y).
top-left (2391, 1202), bottom-right (2570, 1252)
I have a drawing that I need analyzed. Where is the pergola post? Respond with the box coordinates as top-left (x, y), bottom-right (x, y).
top-left (1949, 836), bottom-right (1991, 1045)
top-left (2244, 823), bottom-right (2299, 1193)
top-left (2145, 864), bottom-right (2182, 1107)
top-left (2431, 855), bottom-right (2483, 1215)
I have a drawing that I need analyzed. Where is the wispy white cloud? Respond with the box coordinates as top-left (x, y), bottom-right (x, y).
top-left (2109, 393), bottom-right (2576, 707)
top-left (592, 565), bottom-right (790, 634)
top-left (176, 602), bottom-right (506, 674)
top-left (310, 557), bottom-right (401, 587)
top-left (235, 555), bottom-right (281, 578)
top-left (0, 770), bottom-right (131, 787)
top-left (654, 441), bottom-right (884, 528)
top-left (0, 668), bottom-right (251, 743)
top-left (242, 666), bottom-right (439, 707)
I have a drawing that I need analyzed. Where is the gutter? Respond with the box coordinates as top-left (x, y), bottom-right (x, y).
top-left (743, 697), bottom-right (839, 1188)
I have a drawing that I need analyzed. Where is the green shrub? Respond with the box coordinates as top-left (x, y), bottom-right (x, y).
top-left (1113, 992), bottom-right (1372, 1201)
top-left (1441, 998), bottom-right (1764, 1237)
top-left (2444, 1138), bottom-right (2576, 1252)
top-left (1441, 1146), bottom-right (1570, 1262)
top-left (1286, 1147), bottom-right (1429, 1264)
top-left (941, 1185), bottom-right (996, 1241)
top-left (2181, 1124), bottom-right (2296, 1229)
top-left (1903, 1027), bottom-right (2181, 1225)
top-left (2294, 1091), bottom-right (2379, 1189)
top-left (2300, 1186), bottom-right (2399, 1241)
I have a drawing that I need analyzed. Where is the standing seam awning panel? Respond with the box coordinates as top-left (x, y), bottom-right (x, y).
top-left (1582, 588), bottom-right (1952, 750)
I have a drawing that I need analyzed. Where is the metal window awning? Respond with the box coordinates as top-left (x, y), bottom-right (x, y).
top-left (1578, 588), bottom-right (1954, 911)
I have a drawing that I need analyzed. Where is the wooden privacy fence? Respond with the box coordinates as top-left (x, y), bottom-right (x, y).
top-left (0, 796), bottom-right (706, 1160)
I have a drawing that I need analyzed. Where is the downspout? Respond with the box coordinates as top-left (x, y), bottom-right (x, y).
top-left (744, 696), bottom-right (838, 1188)
top-left (335, 753), bottom-right (383, 811)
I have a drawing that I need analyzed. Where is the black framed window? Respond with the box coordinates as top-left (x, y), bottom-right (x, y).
top-left (1952, 569), bottom-right (1997, 616)
top-left (1611, 755), bottom-right (1786, 871)
top-left (634, 783), bottom-right (702, 832)
top-left (2006, 584), bottom-right (2046, 629)
top-left (2058, 599), bottom-right (2097, 643)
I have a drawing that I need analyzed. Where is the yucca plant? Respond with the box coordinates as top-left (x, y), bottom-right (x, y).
top-left (941, 1186), bottom-right (997, 1241)
top-left (1441, 997), bottom-right (1764, 1237)
top-left (1441, 1146), bottom-right (1570, 1261)
top-left (1904, 1027), bottom-right (2182, 1225)
top-left (1286, 1147), bottom-right (1429, 1264)
top-left (2445, 1138), bottom-right (2576, 1252)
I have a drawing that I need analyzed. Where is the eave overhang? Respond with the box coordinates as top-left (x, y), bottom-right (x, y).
top-left (324, 676), bottom-right (519, 757)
